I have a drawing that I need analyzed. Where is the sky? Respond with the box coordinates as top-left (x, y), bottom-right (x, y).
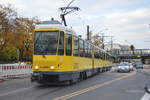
top-left (0, 0), bottom-right (150, 49)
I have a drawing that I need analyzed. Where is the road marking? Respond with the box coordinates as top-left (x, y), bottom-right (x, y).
top-left (53, 71), bottom-right (136, 100)
top-left (141, 93), bottom-right (150, 100)
top-left (0, 86), bottom-right (34, 97)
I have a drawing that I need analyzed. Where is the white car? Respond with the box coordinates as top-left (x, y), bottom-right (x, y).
top-left (118, 62), bottom-right (131, 73)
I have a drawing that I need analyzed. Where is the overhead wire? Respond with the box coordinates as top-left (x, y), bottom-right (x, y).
top-left (62, 0), bottom-right (67, 5)
top-left (73, 12), bottom-right (87, 37)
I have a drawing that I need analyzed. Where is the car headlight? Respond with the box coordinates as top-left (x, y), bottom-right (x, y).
top-left (50, 66), bottom-right (55, 70)
top-left (35, 66), bottom-right (39, 69)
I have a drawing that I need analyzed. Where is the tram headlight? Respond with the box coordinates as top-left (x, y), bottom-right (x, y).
top-left (35, 66), bottom-right (39, 69)
top-left (50, 66), bottom-right (55, 70)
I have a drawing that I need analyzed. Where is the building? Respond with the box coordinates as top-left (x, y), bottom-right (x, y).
top-left (105, 43), bottom-right (131, 56)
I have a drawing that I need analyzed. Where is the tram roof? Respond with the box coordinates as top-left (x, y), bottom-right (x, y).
top-left (35, 20), bottom-right (76, 35)
top-left (35, 20), bottom-right (112, 56)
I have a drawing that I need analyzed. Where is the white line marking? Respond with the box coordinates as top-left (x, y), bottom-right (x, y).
top-left (0, 86), bottom-right (34, 97)
top-left (141, 93), bottom-right (150, 100)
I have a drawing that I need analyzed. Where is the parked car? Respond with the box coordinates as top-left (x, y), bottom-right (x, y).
top-left (135, 62), bottom-right (143, 69)
top-left (117, 62), bottom-right (131, 73)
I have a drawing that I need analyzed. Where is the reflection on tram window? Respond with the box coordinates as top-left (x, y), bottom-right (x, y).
top-left (34, 31), bottom-right (58, 55)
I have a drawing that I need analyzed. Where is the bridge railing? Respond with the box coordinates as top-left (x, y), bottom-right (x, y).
top-left (142, 49), bottom-right (150, 55)
top-left (111, 49), bottom-right (150, 56)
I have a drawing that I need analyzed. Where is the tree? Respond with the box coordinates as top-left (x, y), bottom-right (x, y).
top-left (130, 45), bottom-right (135, 55)
top-left (0, 4), bottom-right (40, 63)
top-left (92, 33), bottom-right (103, 48)
top-left (0, 5), bottom-right (17, 51)
top-left (13, 17), bottom-right (40, 61)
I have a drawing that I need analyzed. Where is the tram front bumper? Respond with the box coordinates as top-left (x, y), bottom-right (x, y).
top-left (31, 71), bottom-right (79, 83)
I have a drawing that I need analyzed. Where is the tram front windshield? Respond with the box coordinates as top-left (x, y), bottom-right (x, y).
top-left (34, 31), bottom-right (58, 55)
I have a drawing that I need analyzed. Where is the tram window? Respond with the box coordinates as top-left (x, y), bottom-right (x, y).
top-left (94, 52), bottom-right (97, 59)
top-left (58, 31), bottom-right (64, 55)
top-left (104, 53), bottom-right (106, 60)
top-left (79, 39), bottom-right (84, 57)
top-left (110, 56), bottom-right (112, 61)
top-left (83, 41), bottom-right (85, 57)
top-left (100, 52), bottom-right (103, 59)
top-left (99, 50), bottom-right (101, 59)
top-left (101, 51), bottom-right (103, 59)
top-left (87, 43), bottom-right (90, 57)
top-left (88, 45), bottom-right (90, 58)
top-left (102, 52), bottom-right (104, 60)
top-left (111, 56), bottom-right (113, 61)
top-left (88, 44), bottom-right (92, 58)
top-left (94, 52), bottom-right (96, 58)
top-left (94, 48), bottom-right (95, 58)
top-left (109, 56), bottom-right (111, 61)
top-left (98, 50), bottom-right (100, 59)
top-left (109, 55), bottom-right (111, 60)
top-left (74, 36), bottom-right (79, 56)
top-left (94, 48), bottom-right (96, 58)
top-left (88, 43), bottom-right (91, 58)
top-left (66, 34), bottom-right (72, 56)
top-left (103, 53), bottom-right (105, 60)
top-left (105, 53), bottom-right (107, 60)
top-left (89, 45), bottom-right (93, 58)
top-left (106, 54), bottom-right (108, 60)
top-left (95, 48), bottom-right (99, 59)
top-left (84, 42), bottom-right (88, 57)
top-left (34, 31), bottom-right (58, 55)
top-left (97, 49), bottom-right (100, 59)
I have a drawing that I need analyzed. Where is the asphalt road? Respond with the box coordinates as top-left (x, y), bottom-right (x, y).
top-left (0, 69), bottom-right (150, 100)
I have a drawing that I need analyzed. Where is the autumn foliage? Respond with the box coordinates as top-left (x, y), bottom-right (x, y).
top-left (0, 5), bottom-right (40, 63)
top-left (92, 33), bottom-right (103, 48)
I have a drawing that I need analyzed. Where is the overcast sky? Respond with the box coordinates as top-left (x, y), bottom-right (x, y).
top-left (1, 0), bottom-right (150, 49)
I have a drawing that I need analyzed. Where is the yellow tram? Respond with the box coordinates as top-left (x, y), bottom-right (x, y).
top-left (31, 19), bottom-right (113, 84)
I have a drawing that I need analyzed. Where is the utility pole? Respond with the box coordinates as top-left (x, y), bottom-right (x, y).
top-left (110, 36), bottom-right (114, 50)
top-left (99, 34), bottom-right (114, 50)
top-left (87, 25), bottom-right (90, 40)
top-left (101, 33), bottom-right (105, 49)
top-left (17, 49), bottom-right (20, 62)
top-left (98, 28), bottom-right (108, 49)
top-left (100, 33), bottom-right (111, 49)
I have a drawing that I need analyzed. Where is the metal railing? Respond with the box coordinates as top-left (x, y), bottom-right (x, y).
top-left (115, 49), bottom-right (150, 56)
top-left (0, 63), bottom-right (32, 79)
